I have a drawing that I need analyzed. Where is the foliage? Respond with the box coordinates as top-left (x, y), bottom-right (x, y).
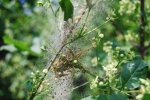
top-left (59, 0), bottom-right (73, 21)
top-left (0, 0), bottom-right (150, 100)
top-left (0, 0), bottom-right (49, 99)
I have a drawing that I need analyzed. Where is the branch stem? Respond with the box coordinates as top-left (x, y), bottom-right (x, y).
top-left (138, 0), bottom-right (146, 59)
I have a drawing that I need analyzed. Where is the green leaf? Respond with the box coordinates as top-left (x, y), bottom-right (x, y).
top-left (118, 55), bottom-right (148, 90)
top-left (0, 44), bottom-right (17, 52)
top-left (81, 96), bottom-right (99, 100)
top-left (3, 35), bottom-right (30, 51)
top-left (2, 36), bottom-right (40, 56)
top-left (97, 93), bottom-right (127, 100)
top-left (59, 0), bottom-right (73, 21)
top-left (109, 93), bottom-right (127, 100)
top-left (25, 79), bottom-right (33, 92)
top-left (142, 93), bottom-right (150, 100)
top-left (82, 93), bottom-right (127, 100)
top-left (97, 94), bottom-right (109, 100)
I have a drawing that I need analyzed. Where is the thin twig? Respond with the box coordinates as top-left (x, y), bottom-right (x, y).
top-left (70, 6), bottom-right (88, 32)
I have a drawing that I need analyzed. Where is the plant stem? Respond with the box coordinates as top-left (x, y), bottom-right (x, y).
top-left (29, 3), bottom-right (91, 100)
top-left (29, 34), bottom-right (67, 100)
top-left (78, 9), bottom-right (90, 36)
top-left (138, 0), bottom-right (146, 59)
top-left (72, 81), bottom-right (89, 91)
top-left (126, 90), bottom-right (141, 93)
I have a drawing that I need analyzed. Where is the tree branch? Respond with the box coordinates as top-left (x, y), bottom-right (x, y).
top-left (138, 0), bottom-right (146, 59)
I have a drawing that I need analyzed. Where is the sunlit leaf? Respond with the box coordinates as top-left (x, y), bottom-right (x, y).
top-left (2, 36), bottom-right (40, 56)
top-left (3, 35), bottom-right (29, 51)
top-left (0, 44), bottom-right (17, 52)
